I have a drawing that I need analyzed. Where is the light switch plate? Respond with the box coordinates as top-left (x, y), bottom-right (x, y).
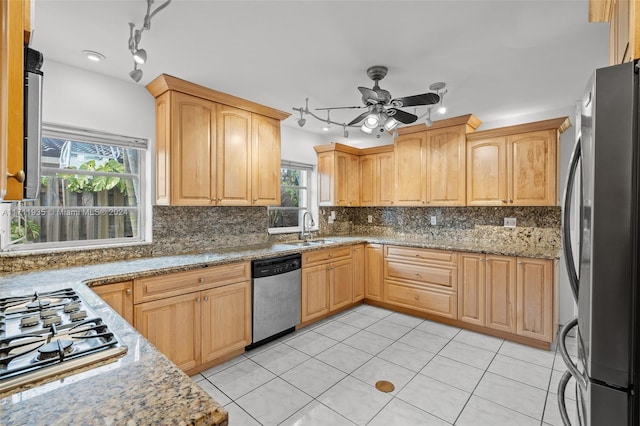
top-left (430, 216), bottom-right (437, 226)
top-left (330, 211), bottom-right (336, 219)
top-left (504, 217), bottom-right (517, 228)
top-left (367, 215), bottom-right (373, 223)
top-left (328, 217), bottom-right (334, 224)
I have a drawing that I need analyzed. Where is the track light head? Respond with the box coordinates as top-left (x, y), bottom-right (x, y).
top-left (133, 48), bottom-right (147, 64)
top-left (425, 108), bottom-right (433, 127)
top-left (343, 125), bottom-right (349, 138)
top-left (297, 118), bottom-right (306, 127)
top-left (129, 67), bottom-right (143, 82)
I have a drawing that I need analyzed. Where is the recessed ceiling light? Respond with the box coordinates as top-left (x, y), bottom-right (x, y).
top-left (82, 50), bottom-right (105, 62)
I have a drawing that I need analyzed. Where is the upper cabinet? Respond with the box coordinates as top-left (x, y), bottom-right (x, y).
top-left (590, 0), bottom-right (640, 64)
top-left (360, 148), bottom-right (394, 206)
top-left (394, 114), bottom-right (480, 206)
top-left (147, 74), bottom-right (289, 206)
top-left (466, 117), bottom-right (570, 206)
top-left (315, 144), bottom-right (361, 207)
top-left (1, 0), bottom-right (30, 201)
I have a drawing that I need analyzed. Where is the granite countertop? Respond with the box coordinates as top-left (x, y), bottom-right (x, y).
top-left (0, 235), bottom-right (559, 424)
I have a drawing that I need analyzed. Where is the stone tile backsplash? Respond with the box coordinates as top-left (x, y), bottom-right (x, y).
top-left (318, 206), bottom-right (560, 248)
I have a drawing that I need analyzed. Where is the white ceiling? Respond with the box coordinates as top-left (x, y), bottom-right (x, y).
top-left (31, 0), bottom-right (609, 146)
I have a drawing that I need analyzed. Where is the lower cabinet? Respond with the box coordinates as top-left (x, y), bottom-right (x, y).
top-left (364, 243), bottom-right (384, 300)
top-left (383, 246), bottom-right (458, 319)
top-left (92, 280), bottom-right (134, 325)
top-left (457, 252), bottom-right (554, 342)
top-left (352, 244), bottom-right (365, 301)
top-left (301, 247), bottom-right (353, 323)
top-left (133, 262), bottom-right (252, 373)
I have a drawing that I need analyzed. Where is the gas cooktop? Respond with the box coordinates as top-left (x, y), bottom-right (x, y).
top-left (0, 288), bottom-right (127, 395)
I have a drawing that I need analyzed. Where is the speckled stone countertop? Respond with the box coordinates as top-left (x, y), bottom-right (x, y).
top-left (0, 235), bottom-right (558, 424)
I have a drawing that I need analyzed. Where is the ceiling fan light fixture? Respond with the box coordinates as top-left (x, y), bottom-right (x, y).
top-left (364, 114), bottom-right (379, 129)
top-left (383, 117), bottom-right (399, 131)
top-left (360, 124), bottom-right (373, 134)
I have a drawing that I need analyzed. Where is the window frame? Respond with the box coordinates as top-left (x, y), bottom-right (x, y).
top-left (268, 160), bottom-right (314, 235)
top-left (1, 123), bottom-right (148, 251)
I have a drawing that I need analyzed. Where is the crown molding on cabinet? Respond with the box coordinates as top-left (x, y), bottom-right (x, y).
top-left (465, 116), bottom-right (571, 141)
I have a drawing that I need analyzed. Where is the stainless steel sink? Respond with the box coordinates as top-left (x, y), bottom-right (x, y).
top-left (284, 239), bottom-right (336, 247)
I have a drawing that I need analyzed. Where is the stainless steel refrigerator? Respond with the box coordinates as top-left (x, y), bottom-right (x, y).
top-left (559, 59), bottom-right (639, 425)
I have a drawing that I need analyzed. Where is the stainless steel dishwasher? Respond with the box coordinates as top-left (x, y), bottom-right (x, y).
top-left (247, 253), bottom-right (301, 349)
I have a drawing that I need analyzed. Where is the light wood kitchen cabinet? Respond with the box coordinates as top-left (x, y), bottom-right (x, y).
top-left (426, 124), bottom-right (467, 206)
top-left (364, 243), bottom-right (384, 301)
top-left (0, 0), bottom-right (29, 200)
top-left (466, 117), bottom-right (569, 206)
top-left (200, 281), bottom-right (252, 363)
top-left (216, 105), bottom-right (252, 206)
top-left (485, 255), bottom-right (517, 334)
top-left (457, 253), bottom-right (486, 326)
top-left (93, 281), bottom-right (134, 325)
top-left (251, 114), bottom-right (281, 205)
top-left (383, 246), bottom-right (458, 319)
top-left (590, 0), bottom-right (639, 64)
top-left (133, 261), bottom-right (252, 373)
top-left (360, 149), bottom-right (394, 206)
top-left (394, 132), bottom-right (427, 205)
top-left (147, 74), bottom-right (289, 206)
top-left (516, 257), bottom-right (554, 342)
top-left (301, 246), bottom-right (353, 323)
top-left (352, 244), bottom-right (365, 301)
top-left (315, 144), bottom-right (360, 206)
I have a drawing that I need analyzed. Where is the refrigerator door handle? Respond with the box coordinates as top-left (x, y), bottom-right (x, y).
top-left (558, 317), bottom-right (587, 389)
top-left (558, 370), bottom-right (576, 426)
top-left (562, 138), bottom-right (581, 302)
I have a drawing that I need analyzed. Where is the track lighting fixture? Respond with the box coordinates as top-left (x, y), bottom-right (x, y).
top-left (425, 108), bottom-right (433, 127)
top-left (297, 109), bottom-right (306, 127)
top-left (429, 82), bottom-right (448, 115)
top-left (127, 0), bottom-right (172, 82)
top-left (343, 125), bottom-right (349, 138)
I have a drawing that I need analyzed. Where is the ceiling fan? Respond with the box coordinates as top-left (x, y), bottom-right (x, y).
top-left (293, 66), bottom-right (443, 137)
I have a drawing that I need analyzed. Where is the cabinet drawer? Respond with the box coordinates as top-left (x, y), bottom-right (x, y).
top-left (385, 280), bottom-right (457, 319)
top-left (135, 262), bottom-right (251, 303)
top-left (385, 245), bottom-right (457, 264)
top-left (303, 247), bottom-right (351, 266)
top-left (384, 259), bottom-right (457, 290)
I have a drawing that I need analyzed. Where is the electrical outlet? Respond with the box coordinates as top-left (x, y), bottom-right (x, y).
top-left (328, 216), bottom-right (334, 224)
top-left (367, 215), bottom-right (373, 223)
top-left (430, 216), bottom-right (437, 226)
top-left (330, 211), bottom-right (336, 219)
top-left (504, 217), bottom-right (517, 228)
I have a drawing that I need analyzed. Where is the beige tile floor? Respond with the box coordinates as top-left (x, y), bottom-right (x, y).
top-left (191, 304), bottom-right (579, 426)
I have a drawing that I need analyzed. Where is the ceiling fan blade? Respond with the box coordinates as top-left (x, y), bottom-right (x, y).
top-left (391, 92), bottom-right (440, 108)
top-left (358, 86), bottom-right (379, 104)
top-left (315, 106), bottom-right (366, 110)
top-left (387, 108), bottom-right (418, 124)
top-left (348, 110), bottom-right (372, 126)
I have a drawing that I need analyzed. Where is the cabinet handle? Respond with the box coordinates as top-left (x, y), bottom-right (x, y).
top-left (508, 199), bottom-right (513, 203)
top-left (414, 272), bottom-right (420, 276)
top-left (390, 201), bottom-right (394, 204)
top-left (7, 170), bottom-right (25, 183)
top-left (414, 295), bottom-right (419, 300)
top-left (501, 199), bottom-right (508, 203)
top-left (415, 253), bottom-right (420, 257)
top-left (204, 296), bottom-right (209, 301)
top-left (199, 278), bottom-right (205, 283)
top-left (479, 258), bottom-right (484, 262)
top-left (125, 289), bottom-right (132, 295)
top-left (253, 199), bottom-right (258, 202)
top-left (517, 262), bottom-right (523, 265)
top-left (196, 297), bottom-right (201, 303)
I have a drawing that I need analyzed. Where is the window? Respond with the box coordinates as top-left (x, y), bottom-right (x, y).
top-left (2, 123), bottom-right (147, 250)
top-left (268, 161), bottom-right (313, 234)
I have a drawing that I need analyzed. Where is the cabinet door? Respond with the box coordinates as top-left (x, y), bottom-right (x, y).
top-left (457, 253), bottom-right (486, 326)
top-left (509, 130), bottom-right (557, 206)
top-left (0, 0), bottom-right (26, 200)
top-left (170, 92), bottom-right (216, 206)
top-left (516, 258), bottom-right (554, 342)
top-left (347, 154), bottom-right (360, 206)
top-left (364, 243), bottom-right (384, 300)
top-left (134, 293), bottom-right (200, 371)
top-left (352, 244), bottom-right (365, 301)
top-left (301, 264), bottom-right (330, 322)
top-left (93, 281), bottom-right (134, 325)
top-left (216, 105), bottom-right (252, 206)
top-left (317, 151), bottom-right (335, 206)
top-left (330, 258), bottom-right (353, 311)
top-left (466, 137), bottom-right (508, 206)
top-left (360, 154), bottom-right (376, 206)
top-left (377, 152), bottom-right (394, 206)
top-left (394, 133), bottom-right (426, 206)
top-left (426, 126), bottom-right (466, 206)
top-left (201, 281), bottom-right (252, 363)
top-left (251, 114), bottom-right (281, 206)
top-left (334, 152), bottom-right (349, 206)
top-left (485, 255), bottom-right (517, 333)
